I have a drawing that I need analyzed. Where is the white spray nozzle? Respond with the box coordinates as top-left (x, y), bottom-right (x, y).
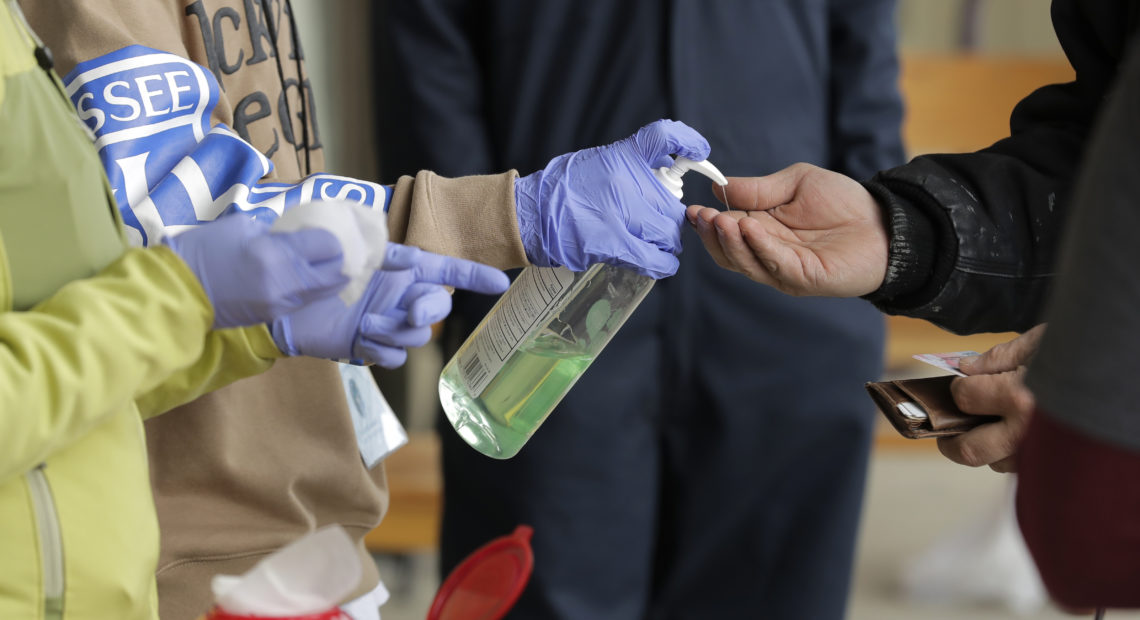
top-left (654, 156), bottom-right (728, 199)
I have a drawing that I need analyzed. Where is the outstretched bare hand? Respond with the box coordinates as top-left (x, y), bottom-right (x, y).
top-left (686, 163), bottom-right (888, 298)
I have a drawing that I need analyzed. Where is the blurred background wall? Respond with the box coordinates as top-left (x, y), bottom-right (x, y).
top-left (291, 0), bottom-right (379, 180)
top-left (898, 0), bottom-right (1059, 54)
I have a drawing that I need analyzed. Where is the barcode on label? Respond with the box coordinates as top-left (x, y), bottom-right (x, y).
top-left (461, 352), bottom-right (488, 393)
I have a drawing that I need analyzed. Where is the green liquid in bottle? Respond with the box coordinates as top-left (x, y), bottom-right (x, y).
top-left (440, 333), bottom-right (594, 459)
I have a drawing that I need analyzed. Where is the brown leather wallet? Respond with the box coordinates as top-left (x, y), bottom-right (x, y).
top-left (865, 375), bottom-right (998, 439)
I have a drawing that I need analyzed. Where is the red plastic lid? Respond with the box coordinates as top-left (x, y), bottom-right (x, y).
top-left (427, 525), bottom-right (535, 620)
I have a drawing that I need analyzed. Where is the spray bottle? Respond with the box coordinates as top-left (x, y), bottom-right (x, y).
top-left (439, 157), bottom-right (728, 458)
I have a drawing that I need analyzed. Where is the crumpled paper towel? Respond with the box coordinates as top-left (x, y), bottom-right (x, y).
top-left (271, 200), bottom-right (388, 305)
top-left (210, 525), bottom-right (363, 616)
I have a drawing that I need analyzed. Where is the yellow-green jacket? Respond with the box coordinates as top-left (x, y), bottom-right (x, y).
top-left (0, 2), bottom-right (280, 618)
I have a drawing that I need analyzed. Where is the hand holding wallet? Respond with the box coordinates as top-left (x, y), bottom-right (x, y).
top-left (865, 375), bottom-right (999, 439)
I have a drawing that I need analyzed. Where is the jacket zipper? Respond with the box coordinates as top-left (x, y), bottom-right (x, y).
top-left (27, 466), bottom-right (65, 620)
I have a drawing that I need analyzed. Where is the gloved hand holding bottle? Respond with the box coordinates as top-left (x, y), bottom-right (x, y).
top-left (443, 121), bottom-right (726, 459)
top-left (271, 243), bottom-right (510, 368)
top-left (163, 215), bottom-right (349, 329)
top-left (514, 119), bottom-right (711, 279)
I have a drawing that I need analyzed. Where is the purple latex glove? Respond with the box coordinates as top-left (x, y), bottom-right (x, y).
top-left (514, 119), bottom-right (711, 278)
top-left (271, 243), bottom-right (509, 368)
top-left (164, 215), bottom-right (348, 329)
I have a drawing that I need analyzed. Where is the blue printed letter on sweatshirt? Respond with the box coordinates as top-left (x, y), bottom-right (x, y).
top-left (65, 46), bottom-right (391, 247)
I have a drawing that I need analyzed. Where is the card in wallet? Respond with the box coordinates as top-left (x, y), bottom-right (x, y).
top-left (865, 375), bottom-right (998, 439)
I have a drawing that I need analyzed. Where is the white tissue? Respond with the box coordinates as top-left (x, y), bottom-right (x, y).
top-left (271, 200), bottom-right (388, 305)
top-left (211, 525), bottom-right (363, 616)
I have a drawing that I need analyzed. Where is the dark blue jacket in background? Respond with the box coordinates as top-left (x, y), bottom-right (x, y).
top-left (378, 1), bottom-right (903, 618)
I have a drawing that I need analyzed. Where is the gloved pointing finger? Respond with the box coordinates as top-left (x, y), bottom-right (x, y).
top-left (379, 242), bottom-right (424, 271)
top-left (407, 249), bottom-right (512, 294)
top-left (379, 243), bottom-right (510, 296)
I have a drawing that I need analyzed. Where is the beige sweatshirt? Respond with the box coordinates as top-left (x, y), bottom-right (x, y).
top-left (22, 1), bottom-right (528, 619)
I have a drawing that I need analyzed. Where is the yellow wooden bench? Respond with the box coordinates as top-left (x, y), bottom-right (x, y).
top-left (364, 432), bottom-right (442, 553)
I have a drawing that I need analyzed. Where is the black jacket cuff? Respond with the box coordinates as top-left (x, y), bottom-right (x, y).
top-left (860, 178), bottom-right (937, 306)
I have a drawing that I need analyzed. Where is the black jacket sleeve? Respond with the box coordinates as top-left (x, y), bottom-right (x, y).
top-left (863, 0), bottom-right (1140, 334)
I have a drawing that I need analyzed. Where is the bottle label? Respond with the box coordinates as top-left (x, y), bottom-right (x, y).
top-left (457, 267), bottom-right (578, 395)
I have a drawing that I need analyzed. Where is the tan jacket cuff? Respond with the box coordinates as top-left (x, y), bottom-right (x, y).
top-left (386, 170), bottom-right (530, 270)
